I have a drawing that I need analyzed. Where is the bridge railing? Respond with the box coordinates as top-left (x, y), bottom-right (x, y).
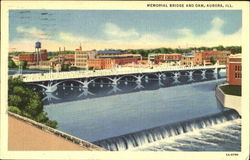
top-left (11, 65), bottom-right (226, 82)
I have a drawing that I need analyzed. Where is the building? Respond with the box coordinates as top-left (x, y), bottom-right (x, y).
top-left (149, 53), bottom-right (182, 64)
top-left (194, 50), bottom-right (231, 66)
top-left (194, 52), bottom-right (203, 66)
top-left (75, 46), bottom-right (87, 69)
top-left (58, 54), bottom-right (75, 65)
top-left (113, 56), bottom-right (141, 65)
top-left (227, 54), bottom-right (241, 86)
top-left (96, 50), bottom-right (141, 66)
top-left (88, 59), bottom-right (115, 69)
top-left (181, 55), bottom-right (194, 66)
top-left (40, 49), bottom-right (47, 54)
top-left (19, 53), bottom-right (48, 65)
top-left (86, 50), bottom-right (97, 60)
top-left (96, 50), bottom-right (122, 58)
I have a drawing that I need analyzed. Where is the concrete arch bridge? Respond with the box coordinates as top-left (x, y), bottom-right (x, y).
top-left (12, 65), bottom-right (225, 93)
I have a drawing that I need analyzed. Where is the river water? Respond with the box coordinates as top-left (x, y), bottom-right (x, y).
top-left (42, 72), bottom-right (241, 151)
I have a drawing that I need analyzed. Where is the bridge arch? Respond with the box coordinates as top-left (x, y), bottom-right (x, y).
top-left (193, 70), bottom-right (202, 75)
top-left (205, 69), bottom-right (214, 74)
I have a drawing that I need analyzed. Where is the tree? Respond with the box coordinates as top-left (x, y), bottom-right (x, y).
top-left (214, 45), bottom-right (225, 51)
top-left (8, 77), bottom-right (58, 128)
top-left (210, 57), bottom-right (217, 65)
top-left (19, 61), bottom-right (27, 69)
top-left (8, 58), bottom-right (17, 68)
top-left (61, 64), bottom-right (70, 71)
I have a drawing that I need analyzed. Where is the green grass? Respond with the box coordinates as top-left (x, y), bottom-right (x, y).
top-left (220, 85), bottom-right (241, 96)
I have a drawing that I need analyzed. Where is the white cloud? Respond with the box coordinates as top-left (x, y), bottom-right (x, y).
top-left (211, 17), bottom-right (224, 30)
top-left (10, 17), bottom-right (241, 52)
top-left (104, 23), bottom-right (139, 39)
top-left (177, 28), bottom-right (194, 37)
top-left (172, 17), bottom-right (240, 47)
top-left (16, 26), bottom-right (48, 40)
top-left (58, 32), bottom-right (90, 43)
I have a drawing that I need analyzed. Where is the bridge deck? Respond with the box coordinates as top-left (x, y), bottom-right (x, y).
top-left (11, 65), bottom-right (226, 82)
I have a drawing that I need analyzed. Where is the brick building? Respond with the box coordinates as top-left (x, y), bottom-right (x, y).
top-left (227, 54), bottom-right (241, 86)
top-left (194, 50), bottom-right (231, 66)
top-left (88, 59), bottom-right (115, 69)
top-left (91, 50), bottom-right (141, 69)
top-left (19, 53), bottom-right (48, 64)
top-left (194, 52), bottom-right (203, 66)
top-left (149, 54), bottom-right (182, 64)
top-left (113, 56), bottom-right (141, 65)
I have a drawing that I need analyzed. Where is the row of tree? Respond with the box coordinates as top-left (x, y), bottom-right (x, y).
top-left (9, 45), bottom-right (241, 57)
top-left (8, 77), bottom-right (58, 128)
top-left (122, 45), bottom-right (241, 58)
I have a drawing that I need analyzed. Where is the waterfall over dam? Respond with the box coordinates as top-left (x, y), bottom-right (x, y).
top-left (93, 109), bottom-right (240, 151)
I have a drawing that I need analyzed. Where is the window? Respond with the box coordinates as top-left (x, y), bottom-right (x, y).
top-left (235, 73), bottom-right (238, 78)
top-left (235, 73), bottom-right (242, 79)
top-left (235, 65), bottom-right (238, 71)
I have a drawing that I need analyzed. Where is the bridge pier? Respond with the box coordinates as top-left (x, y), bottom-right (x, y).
top-left (173, 72), bottom-right (179, 83)
top-left (155, 73), bottom-right (165, 80)
top-left (82, 79), bottom-right (91, 88)
top-left (134, 74), bottom-right (144, 84)
top-left (134, 81), bottom-right (144, 90)
top-left (41, 81), bottom-right (58, 93)
top-left (201, 70), bottom-right (206, 79)
top-left (188, 71), bottom-right (194, 82)
top-left (214, 68), bottom-right (218, 74)
top-left (108, 85), bottom-right (122, 94)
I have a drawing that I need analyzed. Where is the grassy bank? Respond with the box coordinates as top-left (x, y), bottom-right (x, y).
top-left (220, 85), bottom-right (241, 96)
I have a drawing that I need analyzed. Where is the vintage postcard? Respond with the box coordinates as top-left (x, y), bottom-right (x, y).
top-left (0, 1), bottom-right (249, 160)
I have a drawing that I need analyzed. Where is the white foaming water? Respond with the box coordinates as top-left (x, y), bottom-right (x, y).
top-left (93, 110), bottom-right (240, 151)
top-left (132, 119), bottom-right (241, 151)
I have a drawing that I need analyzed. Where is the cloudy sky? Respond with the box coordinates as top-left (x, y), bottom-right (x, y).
top-left (9, 10), bottom-right (241, 52)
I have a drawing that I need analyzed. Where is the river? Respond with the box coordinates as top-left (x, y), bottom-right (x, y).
top-left (42, 71), bottom-right (241, 151)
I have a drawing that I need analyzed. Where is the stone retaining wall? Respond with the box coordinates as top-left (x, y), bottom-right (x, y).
top-left (215, 84), bottom-right (241, 115)
top-left (8, 112), bottom-right (105, 151)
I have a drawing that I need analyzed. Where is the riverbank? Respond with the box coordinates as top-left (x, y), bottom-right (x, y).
top-left (216, 84), bottom-right (241, 115)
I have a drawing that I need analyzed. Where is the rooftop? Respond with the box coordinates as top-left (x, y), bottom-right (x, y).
top-left (229, 54), bottom-right (242, 59)
top-left (97, 50), bottom-right (121, 54)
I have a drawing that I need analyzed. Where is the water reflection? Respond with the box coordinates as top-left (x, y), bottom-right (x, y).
top-left (30, 72), bottom-right (225, 105)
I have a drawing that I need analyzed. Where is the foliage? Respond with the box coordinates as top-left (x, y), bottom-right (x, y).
top-left (122, 45), bottom-right (241, 58)
top-left (8, 106), bottom-right (22, 115)
top-left (8, 77), bottom-right (58, 128)
top-left (220, 85), bottom-right (241, 96)
top-left (8, 58), bottom-right (17, 68)
top-left (19, 61), bottom-right (28, 69)
top-left (9, 51), bottom-right (33, 56)
top-left (61, 64), bottom-right (70, 71)
top-left (210, 57), bottom-right (217, 65)
top-left (70, 66), bottom-right (81, 71)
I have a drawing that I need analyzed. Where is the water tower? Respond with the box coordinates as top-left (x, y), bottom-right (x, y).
top-left (35, 41), bottom-right (41, 65)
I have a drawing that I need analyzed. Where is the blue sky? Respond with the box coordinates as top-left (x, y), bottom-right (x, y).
top-left (9, 10), bottom-right (242, 51)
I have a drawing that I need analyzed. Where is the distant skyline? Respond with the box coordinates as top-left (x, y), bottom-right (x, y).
top-left (9, 10), bottom-right (242, 52)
